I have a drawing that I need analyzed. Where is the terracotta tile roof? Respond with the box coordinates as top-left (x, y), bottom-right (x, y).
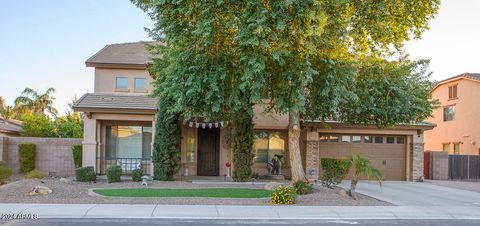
top-left (434, 72), bottom-right (480, 89)
top-left (73, 93), bottom-right (157, 111)
top-left (85, 41), bottom-right (162, 66)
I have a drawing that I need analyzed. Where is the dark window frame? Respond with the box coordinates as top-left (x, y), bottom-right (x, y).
top-left (443, 105), bottom-right (455, 122)
top-left (448, 84), bottom-right (458, 100)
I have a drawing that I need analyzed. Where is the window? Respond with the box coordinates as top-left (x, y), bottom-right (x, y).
top-left (116, 77), bottom-right (128, 89)
top-left (364, 136), bottom-right (372, 143)
top-left (254, 131), bottom-right (286, 163)
top-left (375, 136), bottom-right (384, 144)
top-left (341, 135), bottom-right (350, 143)
top-left (443, 105), bottom-right (455, 121)
top-left (329, 135), bottom-right (339, 142)
top-left (186, 127), bottom-right (196, 162)
top-left (105, 125), bottom-right (152, 160)
top-left (319, 135), bottom-right (329, 142)
top-left (396, 137), bottom-right (405, 144)
top-left (448, 84), bottom-right (458, 100)
top-left (352, 136), bottom-right (361, 143)
top-left (454, 143), bottom-right (460, 155)
top-left (442, 143), bottom-right (450, 153)
top-left (134, 78), bottom-right (147, 90)
top-left (386, 137), bottom-right (395, 144)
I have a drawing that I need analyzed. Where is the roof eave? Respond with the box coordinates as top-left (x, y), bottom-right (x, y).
top-left (73, 107), bottom-right (156, 115)
top-left (85, 62), bottom-right (149, 69)
top-left (303, 120), bottom-right (436, 131)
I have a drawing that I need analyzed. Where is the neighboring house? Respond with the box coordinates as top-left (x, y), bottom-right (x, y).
top-left (425, 73), bottom-right (480, 155)
top-left (73, 42), bottom-right (434, 181)
top-left (0, 118), bottom-right (22, 136)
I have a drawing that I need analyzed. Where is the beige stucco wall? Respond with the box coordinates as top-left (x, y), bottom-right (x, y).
top-left (252, 104), bottom-right (289, 129)
top-left (425, 79), bottom-right (480, 155)
top-left (94, 68), bottom-right (154, 94)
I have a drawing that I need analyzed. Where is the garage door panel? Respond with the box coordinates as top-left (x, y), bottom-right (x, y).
top-left (318, 134), bottom-right (406, 181)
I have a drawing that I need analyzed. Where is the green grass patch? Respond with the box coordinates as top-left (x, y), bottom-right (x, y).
top-left (93, 188), bottom-right (272, 198)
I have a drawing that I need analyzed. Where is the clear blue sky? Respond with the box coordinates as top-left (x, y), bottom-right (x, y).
top-left (0, 0), bottom-right (479, 114)
top-left (0, 0), bottom-right (152, 114)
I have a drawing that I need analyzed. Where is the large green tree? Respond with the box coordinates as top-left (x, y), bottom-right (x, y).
top-left (133, 0), bottom-right (440, 181)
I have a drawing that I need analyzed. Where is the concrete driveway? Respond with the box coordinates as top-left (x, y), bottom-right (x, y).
top-left (340, 181), bottom-right (480, 206)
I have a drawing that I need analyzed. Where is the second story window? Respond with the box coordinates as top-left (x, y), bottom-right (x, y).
top-left (134, 78), bottom-right (147, 90)
top-left (448, 84), bottom-right (458, 100)
top-left (116, 77), bottom-right (128, 89)
top-left (443, 105), bottom-right (455, 122)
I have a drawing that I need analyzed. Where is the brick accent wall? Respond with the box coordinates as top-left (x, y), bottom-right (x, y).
top-left (411, 141), bottom-right (424, 181)
top-left (305, 141), bottom-right (319, 180)
top-left (0, 136), bottom-right (82, 176)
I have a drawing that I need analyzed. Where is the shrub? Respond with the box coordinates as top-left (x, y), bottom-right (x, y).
top-left (321, 158), bottom-right (351, 188)
top-left (106, 165), bottom-right (122, 183)
top-left (0, 161), bottom-right (13, 185)
top-left (231, 111), bottom-right (254, 182)
top-left (56, 116), bottom-right (83, 138)
top-left (26, 169), bottom-right (45, 179)
top-left (132, 168), bottom-right (143, 182)
top-left (75, 166), bottom-right (96, 182)
top-left (152, 97), bottom-right (181, 181)
top-left (271, 185), bottom-right (296, 205)
top-left (20, 113), bottom-right (57, 137)
top-left (292, 180), bottom-right (313, 195)
top-left (72, 144), bottom-right (82, 168)
top-left (18, 143), bottom-right (36, 173)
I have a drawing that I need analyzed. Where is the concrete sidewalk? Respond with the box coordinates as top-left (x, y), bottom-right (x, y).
top-left (1, 204), bottom-right (479, 220)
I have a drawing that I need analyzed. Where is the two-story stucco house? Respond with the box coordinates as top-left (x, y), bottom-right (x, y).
top-left (74, 42), bottom-right (434, 181)
top-left (425, 73), bottom-right (480, 155)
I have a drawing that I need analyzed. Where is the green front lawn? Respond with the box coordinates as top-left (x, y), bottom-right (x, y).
top-left (93, 188), bottom-right (271, 198)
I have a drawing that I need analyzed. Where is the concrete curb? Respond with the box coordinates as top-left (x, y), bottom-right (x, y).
top-left (1, 204), bottom-right (479, 220)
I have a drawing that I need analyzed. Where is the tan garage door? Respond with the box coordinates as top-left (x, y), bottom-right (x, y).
top-left (318, 134), bottom-right (406, 181)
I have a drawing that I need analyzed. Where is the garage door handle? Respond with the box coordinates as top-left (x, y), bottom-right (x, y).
top-left (382, 160), bottom-right (386, 165)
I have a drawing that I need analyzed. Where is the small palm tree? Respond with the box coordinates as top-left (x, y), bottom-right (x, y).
top-left (14, 88), bottom-right (58, 116)
top-left (347, 154), bottom-right (383, 200)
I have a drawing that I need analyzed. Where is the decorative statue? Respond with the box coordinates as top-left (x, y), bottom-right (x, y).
top-left (267, 154), bottom-right (284, 175)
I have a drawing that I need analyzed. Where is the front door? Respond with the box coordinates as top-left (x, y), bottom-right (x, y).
top-left (197, 128), bottom-right (220, 176)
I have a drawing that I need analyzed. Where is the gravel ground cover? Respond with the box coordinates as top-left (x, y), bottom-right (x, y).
top-left (0, 178), bottom-right (391, 206)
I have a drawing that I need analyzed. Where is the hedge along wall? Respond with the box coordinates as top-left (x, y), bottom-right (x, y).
top-left (0, 137), bottom-right (82, 176)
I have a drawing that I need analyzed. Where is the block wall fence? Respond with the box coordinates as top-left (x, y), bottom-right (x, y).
top-left (0, 136), bottom-right (82, 176)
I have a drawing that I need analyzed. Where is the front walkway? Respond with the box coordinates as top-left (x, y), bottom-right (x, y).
top-left (1, 203), bottom-right (480, 219)
top-left (339, 181), bottom-right (480, 206)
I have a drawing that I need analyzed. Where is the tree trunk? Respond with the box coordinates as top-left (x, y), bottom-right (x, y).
top-left (288, 110), bottom-right (307, 182)
top-left (348, 176), bottom-right (358, 200)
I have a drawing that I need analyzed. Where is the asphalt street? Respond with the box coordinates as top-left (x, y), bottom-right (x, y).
top-left (1, 218), bottom-right (480, 226)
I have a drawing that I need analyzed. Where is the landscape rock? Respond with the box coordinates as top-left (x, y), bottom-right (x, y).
top-left (59, 178), bottom-right (72, 184)
top-left (28, 185), bottom-right (52, 196)
top-left (336, 188), bottom-right (349, 197)
top-left (264, 182), bottom-right (281, 190)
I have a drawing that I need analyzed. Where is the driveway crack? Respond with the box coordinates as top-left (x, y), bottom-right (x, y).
top-left (150, 204), bottom-right (158, 218)
top-left (82, 204), bottom-right (97, 218)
